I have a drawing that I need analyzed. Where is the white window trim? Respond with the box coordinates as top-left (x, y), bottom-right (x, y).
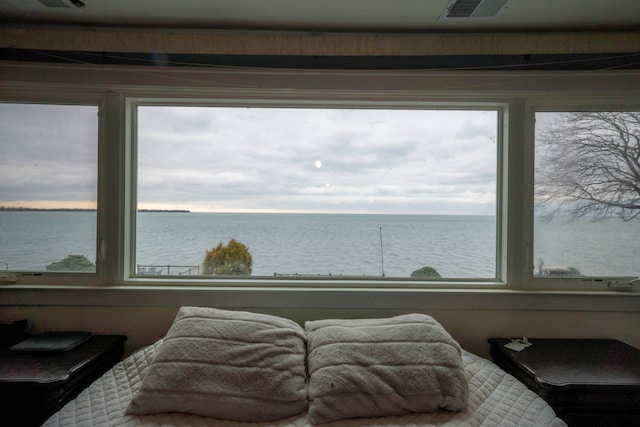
top-left (0, 89), bottom-right (108, 287)
top-left (0, 66), bottom-right (638, 294)
top-left (123, 95), bottom-right (509, 288)
top-left (522, 97), bottom-right (640, 291)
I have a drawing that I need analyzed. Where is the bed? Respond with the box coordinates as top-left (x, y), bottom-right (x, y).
top-left (43, 308), bottom-right (566, 427)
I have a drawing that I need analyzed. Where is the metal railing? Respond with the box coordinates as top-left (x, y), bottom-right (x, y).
top-left (136, 265), bottom-right (200, 276)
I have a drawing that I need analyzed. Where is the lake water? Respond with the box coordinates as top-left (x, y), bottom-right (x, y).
top-left (1, 212), bottom-right (638, 278)
top-left (135, 213), bottom-right (496, 278)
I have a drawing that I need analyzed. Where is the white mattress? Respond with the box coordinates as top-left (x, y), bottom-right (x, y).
top-left (44, 341), bottom-right (567, 427)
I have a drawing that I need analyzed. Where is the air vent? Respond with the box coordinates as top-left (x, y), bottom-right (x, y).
top-left (446, 0), bottom-right (482, 17)
top-left (7, 0), bottom-right (84, 10)
top-left (34, 0), bottom-right (85, 8)
top-left (442, 0), bottom-right (508, 18)
top-left (37, 0), bottom-right (69, 7)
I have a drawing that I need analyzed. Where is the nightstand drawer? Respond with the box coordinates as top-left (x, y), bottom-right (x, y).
top-left (488, 338), bottom-right (640, 427)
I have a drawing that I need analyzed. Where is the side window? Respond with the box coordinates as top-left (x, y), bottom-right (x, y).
top-left (0, 103), bottom-right (99, 273)
top-left (534, 111), bottom-right (640, 280)
top-left (134, 105), bottom-right (500, 281)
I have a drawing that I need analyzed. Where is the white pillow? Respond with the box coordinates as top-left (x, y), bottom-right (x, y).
top-left (126, 307), bottom-right (308, 421)
top-left (305, 313), bottom-right (469, 424)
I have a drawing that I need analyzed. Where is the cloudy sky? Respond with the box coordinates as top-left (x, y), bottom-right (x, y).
top-left (0, 103), bottom-right (98, 209)
top-left (1, 103), bottom-right (498, 215)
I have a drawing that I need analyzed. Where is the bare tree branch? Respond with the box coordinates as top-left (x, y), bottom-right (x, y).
top-left (536, 112), bottom-right (640, 221)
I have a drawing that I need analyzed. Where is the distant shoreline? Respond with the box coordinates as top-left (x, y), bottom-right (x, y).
top-left (0, 207), bottom-right (190, 213)
top-left (138, 209), bottom-right (190, 213)
top-left (0, 207), bottom-right (97, 212)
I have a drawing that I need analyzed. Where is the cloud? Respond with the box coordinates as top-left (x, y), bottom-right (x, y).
top-left (136, 107), bottom-right (498, 214)
top-left (0, 103), bottom-right (98, 206)
top-left (2, 104), bottom-right (498, 215)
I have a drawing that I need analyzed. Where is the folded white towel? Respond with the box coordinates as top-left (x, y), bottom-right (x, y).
top-left (305, 313), bottom-right (469, 424)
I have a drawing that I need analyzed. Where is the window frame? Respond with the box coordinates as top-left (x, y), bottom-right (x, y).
top-left (522, 97), bottom-right (640, 291)
top-left (0, 68), bottom-right (638, 293)
top-left (0, 89), bottom-right (108, 286)
top-left (123, 95), bottom-right (510, 288)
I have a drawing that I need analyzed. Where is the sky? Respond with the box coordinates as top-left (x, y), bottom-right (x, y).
top-left (0, 103), bottom-right (98, 209)
top-left (1, 103), bottom-right (499, 215)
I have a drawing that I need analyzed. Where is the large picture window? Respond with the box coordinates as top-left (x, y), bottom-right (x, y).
top-left (134, 106), bottom-right (499, 280)
top-left (0, 103), bottom-right (99, 274)
top-left (534, 111), bottom-right (640, 280)
top-left (2, 69), bottom-right (638, 292)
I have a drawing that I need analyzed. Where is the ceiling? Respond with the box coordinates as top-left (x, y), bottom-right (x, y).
top-left (1, 0), bottom-right (639, 32)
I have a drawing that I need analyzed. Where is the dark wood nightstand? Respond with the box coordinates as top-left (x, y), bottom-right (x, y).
top-left (0, 334), bottom-right (126, 427)
top-left (488, 338), bottom-right (640, 427)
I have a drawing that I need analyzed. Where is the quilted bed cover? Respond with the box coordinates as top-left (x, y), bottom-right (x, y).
top-left (44, 341), bottom-right (567, 427)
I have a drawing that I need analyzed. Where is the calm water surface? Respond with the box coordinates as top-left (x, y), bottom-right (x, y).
top-left (1, 212), bottom-right (638, 278)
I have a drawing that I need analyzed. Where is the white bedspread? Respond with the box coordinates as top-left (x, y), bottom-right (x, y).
top-left (44, 340), bottom-right (567, 427)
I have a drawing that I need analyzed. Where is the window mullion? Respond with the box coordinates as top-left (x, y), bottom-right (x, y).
top-left (506, 99), bottom-right (530, 289)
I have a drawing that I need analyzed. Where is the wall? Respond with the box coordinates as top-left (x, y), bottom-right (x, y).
top-left (1, 304), bottom-right (638, 359)
top-left (2, 288), bottom-right (639, 358)
top-left (1, 26), bottom-right (639, 360)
